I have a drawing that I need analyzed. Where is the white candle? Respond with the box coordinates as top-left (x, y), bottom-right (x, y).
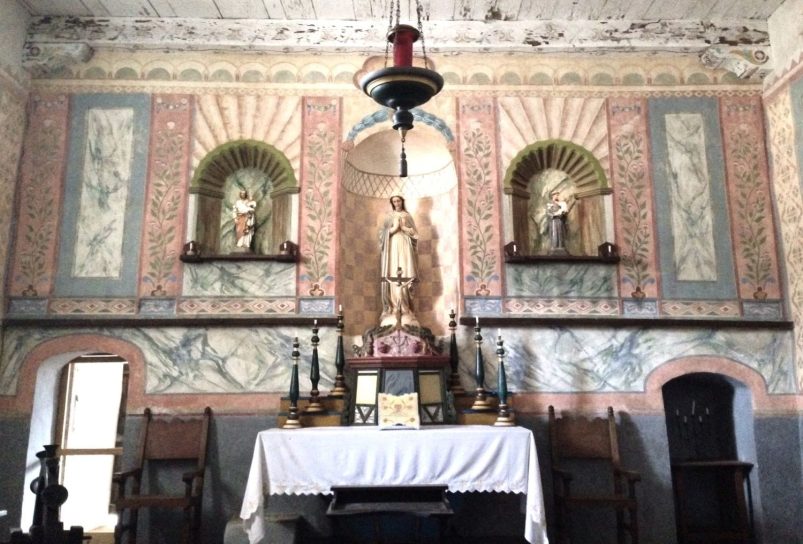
top-left (338, 304), bottom-right (343, 313)
top-left (314, 319), bottom-right (318, 327)
top-left (498, 328), bottom-right (502, 339)
top-left (513, 243), bottom-right (517, 253)
top-left (475, 316), bottom-right (479, 326)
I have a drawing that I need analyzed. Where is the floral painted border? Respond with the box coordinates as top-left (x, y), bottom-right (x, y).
top-left (720, 96), bottom-right (780, 301)
top-left (609, 99), bottom-right (658, 299)
top-left (299, 98), bottom-right (339, 297)
top-left (9, 94), bottom-right (69, 297)
top-left (458, 99), bottom-right (501, 297)
top-left (140, 95), bottom-right (192, 297)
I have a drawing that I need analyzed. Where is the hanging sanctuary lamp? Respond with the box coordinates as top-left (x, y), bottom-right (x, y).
top-left (359, 0), bottom-right (444, 177)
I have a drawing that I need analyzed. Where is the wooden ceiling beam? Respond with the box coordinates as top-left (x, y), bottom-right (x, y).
top-left (25, 16), bottom-right (770, 55)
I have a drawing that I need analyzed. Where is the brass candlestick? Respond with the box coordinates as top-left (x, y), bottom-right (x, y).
top-left (283, 337), bottom-right (302, 429)
top-left (448, 309), bottom-right (464, 394)
top-left (306, 320), bottom-right (324, 413)
top-left (471, 318), bottom-right (493, 411)
top-left (494, 333), bottom-right (515, 426)
top-left (331, 307), bottom-right (348, 396)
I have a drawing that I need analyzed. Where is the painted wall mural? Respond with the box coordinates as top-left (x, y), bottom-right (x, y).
top-left (0, 326), bottom-right (336, 395)
top-left (0, 69), bottom-right (26, 336)
top-left (458, 99), bottom-right (502, 298)
top-left (456, 327), bottom-right (796, 394)
top-left (649, 97), bottom-right (736, 301)
top-left (497, 96), bottom-right (610, 182)
top-left (0, 325), bottom-right (793, 396)
top-left (664, 113), bottom-right (718, 281)
top-left (766, 74), bottom-right (803, 390)
top-left (191, 94), bottom-right (301, 177)
top-left (9, 93), bottom-right (69, 298)
top-left (140, 94), bottom-right (192, 297)
top-left (73, 107), bottom-right (134, 278)
top-left (720, 95), bottom-right (781, 301)
top-left (299, 98), bottom-right (339, 298)
top-left (609, 98), bottom-right (659, 300)
top-left (181, 261), bottom-right (295, 297)
top-left (55, 93), bottom-right (150, 297)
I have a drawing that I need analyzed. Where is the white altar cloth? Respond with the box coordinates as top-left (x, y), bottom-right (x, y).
top-left (240, 425), bottom-right (549, 543)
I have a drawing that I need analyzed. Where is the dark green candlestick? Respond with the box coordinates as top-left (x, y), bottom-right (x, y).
top-left (307, 320), bottom-right (324, 413)
top-left (471, 318), bottom-right (492, 410)
top-left (283, 337), bottom-right (302, 429)
top-left (331, 306), bottom-right (348, 396)
top-left (494, 332), bottom-right (515, 426)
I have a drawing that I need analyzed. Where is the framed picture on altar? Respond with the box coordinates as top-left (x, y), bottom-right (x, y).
top-left (377, 392), bottom-right (421, 430)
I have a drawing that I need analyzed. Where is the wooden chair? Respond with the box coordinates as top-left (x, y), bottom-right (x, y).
top-left (113, 407), bottom-right (212, 544)
top-left (548, 406), bottom-right (640, 544)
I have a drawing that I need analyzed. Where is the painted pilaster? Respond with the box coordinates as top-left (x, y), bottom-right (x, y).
top-left (457, 98), bottom-right (503, 300)
top-left (719, 95), bottom-right (781, 302)
top-left (298, 97), bottom-right (340, 303)
top-left (8, 94), bottom-right (69, 298)
top-left (139, 94), bottom-right (193, 298)
top-left (765, 70), bottom-right (803, 390)
top-left (608, 97), bottom-right (659, 301)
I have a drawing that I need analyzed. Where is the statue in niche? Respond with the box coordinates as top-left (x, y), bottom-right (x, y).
top-left (380, 194), bottom-right (419, 327)
top-left (545, 189), bottom-right (576, 255)
top-left (353, 193), bottom-right (440, 357)
top-left (232, 189), bottom-right (257, 252)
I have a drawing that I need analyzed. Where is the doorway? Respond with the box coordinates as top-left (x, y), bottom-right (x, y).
top-left (22, 353), bottom-right (127, 541)
top-left (663, 372), bottom-right (759, 543)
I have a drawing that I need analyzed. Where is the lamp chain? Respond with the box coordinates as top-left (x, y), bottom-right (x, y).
top-left (384, 0), bottom-right (395, 67)
top-left (416, 1), bottom-right (429, 69)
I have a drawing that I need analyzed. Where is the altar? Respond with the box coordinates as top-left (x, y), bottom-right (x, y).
top-left (240, 425), bottom-right (549, 543)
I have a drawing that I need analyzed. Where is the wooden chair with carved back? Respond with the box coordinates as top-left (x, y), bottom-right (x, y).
top-left (548, 405), bottom-right (640, 544)
top-left (113, 407), bottom-right (212, 544)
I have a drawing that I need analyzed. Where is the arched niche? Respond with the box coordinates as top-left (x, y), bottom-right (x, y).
top-left (341, 120), bottom-right (459, 337)
top-left (187, 139), bottom-right (299, 256)
top-left (502, 139), bottom-right (614, 256)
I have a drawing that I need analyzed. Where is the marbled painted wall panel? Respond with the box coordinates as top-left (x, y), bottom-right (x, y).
top-left (608, 98), bottom-right (659, 300)
top-left (139, 95), bottom-right (193, 297)
top-left (298, 97), bottom-right (340, 298)
top-left (766, 76), bottom-right (803, 390)
top-left (457, 98), bottom-right (502, 298)
top-left (0, 326), bottom-right (336, 395)
top-left (648, 98), bottom-right (736, 300)
top-left (0, 72), bottom-right (27, 319)
top-left (181, 261), bottom-right (295, 296)
top-left (9, 93), bottom-right (69, 298)
top-left (456, 327), bottom-right (796, 395)
top-left (505, 263), bottom-right (618, 298)
top-left (497, 96), bottom-right (610, 181)
top-left (73, 107), bottom-right (134, 278)
top-left (2, 324), bottom-right (793, 398)
top-left (720, 95), bottom-right (781, 302)
top-left (55, 94), bottom-right (150, 297)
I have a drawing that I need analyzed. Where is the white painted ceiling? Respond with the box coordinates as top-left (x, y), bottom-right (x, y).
top-left (16, 0), bottom-right (786, 21)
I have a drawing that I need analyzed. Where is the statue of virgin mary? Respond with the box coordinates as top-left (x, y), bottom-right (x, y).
top-left (379, 194), bottom-right (419, 327)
